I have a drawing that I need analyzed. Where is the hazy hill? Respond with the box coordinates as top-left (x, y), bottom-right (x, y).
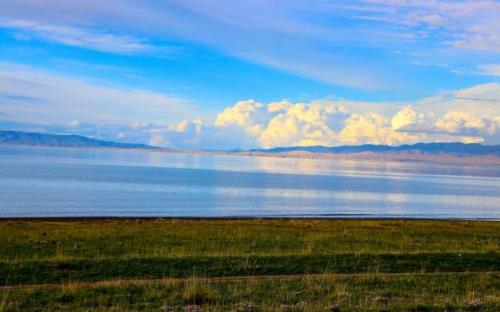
top-left (0, 130), bottom-right (158, 150)
top-left (250, 142), bottom-right (500, 156)
top-left (2, 130), bottom-right (500, 159)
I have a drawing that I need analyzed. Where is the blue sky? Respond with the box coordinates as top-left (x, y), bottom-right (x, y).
top-left (0, 1), bottom-right (499, 148)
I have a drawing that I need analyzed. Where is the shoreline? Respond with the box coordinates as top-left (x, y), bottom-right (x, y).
top-left (1, 216), bottom-right (499, 221)
top-left (3, 143), bottom-right (500, 167)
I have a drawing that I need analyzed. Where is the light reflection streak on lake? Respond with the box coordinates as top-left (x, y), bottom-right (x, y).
top-left (0, 145), bottom-right (499, 219)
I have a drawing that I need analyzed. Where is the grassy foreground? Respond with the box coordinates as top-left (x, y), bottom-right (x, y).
top-left (0, 219), bottom-right (499, 311)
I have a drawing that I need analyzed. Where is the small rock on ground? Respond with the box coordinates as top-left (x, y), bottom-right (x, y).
top-left (184, 305), bottom-right (203, 312)
top-left (233, 302), bottom-right (257, 312)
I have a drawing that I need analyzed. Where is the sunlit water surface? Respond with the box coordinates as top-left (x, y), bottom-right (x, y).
top-left (1, 145), bottom-right (499, 219)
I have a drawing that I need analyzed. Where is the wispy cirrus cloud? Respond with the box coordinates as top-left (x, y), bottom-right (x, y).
top-left (2, 1), bottom-right (499, 89)
top-left (0, 19), bottom-right (173, 55)
top-left (0, 1), bottom-right (499, 95)
top-left (477, 64), bottom-right (500, 77)
top-left (0, 62), bottom-right (194, 124)
top-left (0, 1), bottom-right (404, 89)
top-left (346, 0), bottom-right (500, 53)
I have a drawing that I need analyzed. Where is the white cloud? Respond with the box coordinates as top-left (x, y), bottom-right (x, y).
top-left (205, 83), bottom-right (500, 148)
top-left (435, 111), bottom-right (497, 136)
top-left (2, 0), bottom-right (499, 88)
top-left (213, 101), bottom-right (351, 147)
top-left (148, 132), bottom-right (167, 147)
top-left (338, 112), bottom-right (423, 146)
top-left (214, 100), bottom-right (269, 137)
top-left (391, 106), bottom-right (428, 131)
top-left (0, 1), bottom-right (411, 89)
top-left (0, 63), bottom-right (193, 125)
top-left (0, 19), bottom-right (166, 54)
top-left (355, 0), bottom-right (500, 53)
top-left (388, 106), bottom-right (498, 144)
top-left (68, 120), bottom-right (80, 127)
top-left (477, 64), bottom-right (500, 77)
top-left (116, 132), bottom-right (126, 139)
top-left (259, 103), bottom-right (348, 147)
top-left (412, 83), bottom-right (500, 118)
top-left (3, 71), bottom-right (500, 148)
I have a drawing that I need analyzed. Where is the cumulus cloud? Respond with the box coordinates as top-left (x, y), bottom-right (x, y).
top-left (214, 100), bottom-right (269, 137)
top-left (203, 85), bottom-right (500, 148)
top-left (3, 69), bottom-right (500, 148)
top-left (391, 106), bottom-right (431, 132)
top-left (203, 98), bottom-right (499, 148)
top-left (147, 118), bottom-right (204, 148)
top-left (338, 112), bottom-right (422, 146)
top-left (7, 96), bottom-right (500, 149)
top-left (387, 106), bottom-right (499, 144)
top-left (212, 101), bottom-right (351, 148)
top-left (435, 112), bottom-right (497, 137)
top-left (259, 103), bottom-right (348, 147)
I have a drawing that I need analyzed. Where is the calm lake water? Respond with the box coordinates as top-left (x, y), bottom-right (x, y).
top-left (1, 145), bottom-right (499, 219)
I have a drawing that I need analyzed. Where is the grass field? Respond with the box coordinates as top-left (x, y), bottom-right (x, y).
top-left (1, 219), bottom-right (499, 311)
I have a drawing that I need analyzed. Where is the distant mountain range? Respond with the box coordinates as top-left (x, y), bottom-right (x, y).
top-left (0, 130), bottom-right (158, 150)
top-left (249, 142), bottom-right (500, 156)
top-left (1, 130), bottom-right (500, 156)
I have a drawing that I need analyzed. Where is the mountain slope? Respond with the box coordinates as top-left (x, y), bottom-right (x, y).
top-left (249, 142), bottom-right (500, 156)
top-left (2, 130), bottom-right (499, 156)
top-left (0, 130), bottom-right (158, 150)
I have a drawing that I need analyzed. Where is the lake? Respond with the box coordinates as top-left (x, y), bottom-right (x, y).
top-left (0, 145), bottom-right (499, 219)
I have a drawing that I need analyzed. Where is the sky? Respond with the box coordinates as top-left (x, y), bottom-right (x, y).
top-left (0, 0), bottom-right (499, 148)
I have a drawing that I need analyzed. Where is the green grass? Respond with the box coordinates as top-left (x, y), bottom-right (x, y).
top-left (2, 252), bottom-right (500, 285)
top-left (3, 273), bottom-right (500, 311)
top-left (0, 219), bottom-right (499, 311)
top-left (1, 219), bottom-right (499, 260)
